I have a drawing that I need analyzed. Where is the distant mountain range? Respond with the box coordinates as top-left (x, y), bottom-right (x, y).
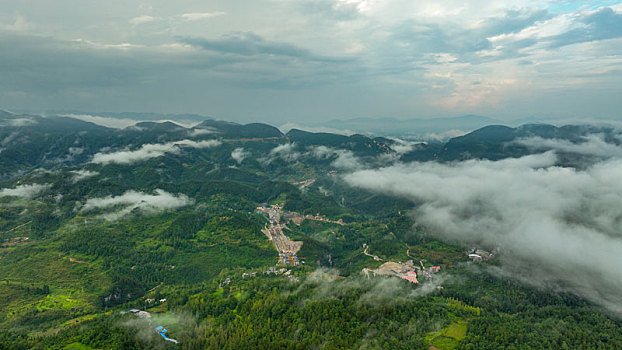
top-left (0, 110), bottom-right (617, 177)
top-left (315, 115), bottom-right (505, 137)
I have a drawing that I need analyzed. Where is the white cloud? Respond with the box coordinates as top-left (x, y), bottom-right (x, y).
top-left (81, 189), bottom-right (193, 221)
top-left (269, 143), bottom-right (301, 162)
top-left (60, 114), bottom-right (200, 129)
top-left (423, 129), bottom-right (468, 141)
top-left (279, 122), bottom-right (356, 136)
top-left (231, 147), bottom-right (248, 164)
top-left (336, 0), bottom-right (379, 13)
top-left (344, 151), bottom-right (622, 314)
top-left (91, 139), bottom-right (221, 165)
top-left (331, 149), bottom-right (362, 170)
top-left (308, 145), bottom-right (363, 170)
top-left (129, 15), bottom-right (157, 26)
top-left (388, 138), bottom-right (418, 155)
top-left (180, 12), bottom-right (225, 21)
top-left (0, 183), bottom-right (50, 199)
top-left (60, 114), bottom-right (141, 128)
top-left (71, 38), bottom-right (143, 50)
top-left (512, 133), bottom-right (622, 158)
top-left (188, 128), bottom-right (218, 137)
top-left (69, 170), bottom-right (99, 183)
top-left (2, 13), bottom-right (35, 32)
top-left (1, 117), bottom-right (38, 127)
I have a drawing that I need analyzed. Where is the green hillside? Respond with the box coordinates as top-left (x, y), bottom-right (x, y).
top-left (0, 115), bottom-right (620, 349)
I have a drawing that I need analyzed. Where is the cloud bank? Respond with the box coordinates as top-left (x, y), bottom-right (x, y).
top-left (69, 170), bottom-right (99, 183)
top-left (345, 151), bottom-right (622, 314)
top-left (92, 139), bottom-right (221, 165)
top-left (230, 147), bottom-right (248, 164)
top-left (0, 183), bottom-right (50, 199)
top-left (512, 133), bottom-right (622, 158)
top-left (2, 2), bottom-right (621, 121)
top-left (81, 189), bottom-right (193, 221)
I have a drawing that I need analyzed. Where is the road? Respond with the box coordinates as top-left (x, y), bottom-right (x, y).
top-left (261, 205), bottom-right (302, 265)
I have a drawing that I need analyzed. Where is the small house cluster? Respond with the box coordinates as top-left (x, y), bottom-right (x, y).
top-left (363, 260), bottom-right (441, 284)
top-left (279, 250), bottom-right (301, 266)
top-left (467, 247), bottom-right (497, 261)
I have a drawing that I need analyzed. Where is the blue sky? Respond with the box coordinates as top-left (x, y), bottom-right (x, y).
top-left (0, 0), bottom-right (621, 123)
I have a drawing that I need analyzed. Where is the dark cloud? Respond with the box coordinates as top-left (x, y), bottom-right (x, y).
top-left (177, 32), bottom-right (353, 63)
top-left (0, 2), bottom-right (620, 122)
top-left (384, 8), bottom-right (551, 63)
top-left (548, 7), bottom-right (622, 48)
top-left (483, 9), bottom-right (551, 37)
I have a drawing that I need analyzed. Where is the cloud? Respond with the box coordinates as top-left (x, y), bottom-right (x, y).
top-left (331, 149), bottom-right (363, 170)
top-left (60, 114), bottom-right (199, 129)
top-left (2, 13), bottom-right (35, 32)
top-left (307, 145), bottom-right (364, 170)
top-left (423, 129), bottom-right (468, 141)
top-left (129, 15), bottom-right (157, 26)
top-left (0, 117), bottom-right (38, 127)
top-left (547, 7), bottom-right (622, 48)
top-left (388, 138), bottom-right (419, 155)
top-left (345, 151), bottom-right (622, 314)
top-left (300, 268), bottom-right (445, 304)
top-left (188, 128), bottom-right (218, 137)
top-left (0, 183), bottom-right (50, 199)
top-left (512, 133), bottom-right (622, 158)
top-left (69, 170), bottom-right (99, 183)
top-left (230, 147), bottom-right (248, 164)
top-left (1, 3), bottom-right (621, 121)
top-left (180, 12), bottom-right (225, 21)
top-left (91, 139), bottom-right (221, 165)
top-left (81, 189), bottom-right (193, 221)
top-left (279, 123), bottom-right (356, 136)
top-left (268, 143), bottom-right (301, 162)
top-left (177, 32), bottom-right (351, 63)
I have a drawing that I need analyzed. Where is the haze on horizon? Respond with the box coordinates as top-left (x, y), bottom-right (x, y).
top-left (1, 0), bottom-right (621, 124)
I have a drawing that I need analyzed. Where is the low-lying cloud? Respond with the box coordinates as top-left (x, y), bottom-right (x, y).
top-left (69, 170), bottom-right (99, 183)
top-left (279, 123), bottom-right (356, 136)
top-left (92, 139), bottom-right (221, 165)
top-left (345, 151), bottom-right (622, 314)
top-left (81, 189), bottom-right (193, 220)
top-left (268, 143), bottom-right (301, 162)
top-left (230, 147), bottom-right (249, 164)
top-left (300, 268), bottom-right (445, 304)
top-left (0, 183), bottom-right (50, 199)
top-left (512, 133), bottom-right (622, 158)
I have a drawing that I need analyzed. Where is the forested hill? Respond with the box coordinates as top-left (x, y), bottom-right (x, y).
top-left (1, 111), bottom-right (616, 178)
top-left (0, 112), bottom-right (401, 177)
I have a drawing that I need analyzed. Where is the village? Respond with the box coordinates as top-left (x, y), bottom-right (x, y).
top-left (466, 247), bottom-right (498, 261)
top-left (256, 204), bottom-right (304, 266)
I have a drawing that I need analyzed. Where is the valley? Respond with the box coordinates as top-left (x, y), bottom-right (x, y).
top-left (0, 112), bottom-right (620, 349)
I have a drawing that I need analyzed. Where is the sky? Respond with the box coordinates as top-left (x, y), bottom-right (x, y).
top-left (1, 0), bottom-right (621, 124)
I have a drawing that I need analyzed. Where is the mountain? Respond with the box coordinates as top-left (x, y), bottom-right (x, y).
top-left (38, 110), bottom-right (213, 122)
top-left (401, 123), bottom-right (620, 164)
top-left (0, 113), bottom-right (113, 177)
top-left (286, 129), bottom-right (393, 156)
top-left (0, 113), bottom-right (401, 177)
top-left (194, 120), bottom-right (283, 138)
top-left (318, 114), bottom-right (504, 137)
